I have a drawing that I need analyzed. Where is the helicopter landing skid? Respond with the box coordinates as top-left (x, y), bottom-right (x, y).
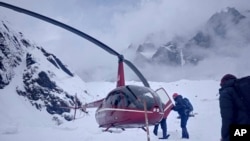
top-left (141, 127), bottom-right (147, 132)
top-left (102, 128), bottom-right (124, 133)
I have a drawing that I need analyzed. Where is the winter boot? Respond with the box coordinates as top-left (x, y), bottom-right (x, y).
top-left (159, 134), bottom-right (170, 139)
top-left (153, 124), bottom-right (159, 136)
top-left (153, 129), bottom-right (157, 136)
top-left (182, 128), bottom-right (189, 139)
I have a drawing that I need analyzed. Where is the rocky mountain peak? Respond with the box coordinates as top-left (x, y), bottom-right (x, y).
top-left (124, 7), bottom-right (250, 77)
top-left (207, 7), bottom-right (246, 37)
top-left (0, 20), bottom-right (91, 124)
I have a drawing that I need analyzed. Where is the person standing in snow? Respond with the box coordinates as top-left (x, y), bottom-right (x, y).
top-left (153, 117), bottom-right (169, 139)
top-left (172, 93), bottom-right (190, 139)
top-left (219, 74), bottom-right (250, 141)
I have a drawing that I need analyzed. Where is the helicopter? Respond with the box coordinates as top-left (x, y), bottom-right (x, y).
top-left (0, 2), bottom-right (174, 132)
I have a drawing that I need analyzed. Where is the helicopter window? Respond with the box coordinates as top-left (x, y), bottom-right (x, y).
top-left (125, 86), bottom-right (155, 110)
top-left (105, 91), bottom-right (127, 108)
top-left (104, 98), bottom-right (111, 108)
top-left (137, 92), bottom-right (155, 110)
top-left (113, 94), bottom-right (122, 107)
top-left (124, 94), bottom-right (137, 109)
top-left (144, 92), bottom-right (154, 98)
top-left (105, 92), bottom-right (117, 108)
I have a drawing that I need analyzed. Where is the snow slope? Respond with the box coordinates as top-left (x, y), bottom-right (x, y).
top-left (0, 19), bottom-right (94, 123)
top-left (0, 79), bottom-right (222, 141)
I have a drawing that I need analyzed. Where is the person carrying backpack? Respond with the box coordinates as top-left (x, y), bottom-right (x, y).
top-left (172, 93), bottom-right (192, 139)
top-left (219, 74), bottom-right (250, 141)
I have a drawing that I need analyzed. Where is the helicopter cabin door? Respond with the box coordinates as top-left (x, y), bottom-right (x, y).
top-left (155, 88), bottom-right (174, 118)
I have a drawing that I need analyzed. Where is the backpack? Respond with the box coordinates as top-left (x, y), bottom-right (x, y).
top-left (183, 97), bottom-right (193, 113)
top-left (233, 76), bottom-right (250, 115)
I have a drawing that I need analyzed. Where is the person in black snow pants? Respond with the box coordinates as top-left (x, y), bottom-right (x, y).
top-left (153, 117), bottom-right (170, 139)
top-left (172, 93), bottom-right (189, 139)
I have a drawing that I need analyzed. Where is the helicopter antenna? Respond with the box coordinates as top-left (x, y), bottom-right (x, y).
top-left (0, 2), bottom-right (150, 87)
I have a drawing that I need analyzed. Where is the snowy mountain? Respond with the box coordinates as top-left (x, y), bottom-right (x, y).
top-left (129, 7), bottom-right (250, 67)
top-left (0, 20), bottom-right (92, 124)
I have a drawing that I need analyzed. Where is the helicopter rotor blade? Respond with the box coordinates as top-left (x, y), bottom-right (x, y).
top-left (0, 2), bottom-right (150, 88)
top-left (0, 1), bottom-right (119, 57)
top-left (123, 59), bottom-right (150, 87)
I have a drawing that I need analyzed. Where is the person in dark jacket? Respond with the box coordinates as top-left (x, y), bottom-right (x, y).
top-left (219, 74), bottom-right (249, 141)
top-left (172, 93), bottom-right (189, 139)
top-left (153, 117), bottom-right (169, 139)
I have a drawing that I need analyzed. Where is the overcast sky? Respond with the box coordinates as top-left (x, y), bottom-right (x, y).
top-left (0, 0), bottom-right (250, 81)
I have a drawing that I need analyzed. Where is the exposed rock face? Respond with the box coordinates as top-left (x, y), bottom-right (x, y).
top-left (0, 22), bottom-right (24, 89)
top-left (130, 7), bottom-right (249, 67)
top-left (0, 20), bottom-right (90, 124)
top-left (152, 42), bottom-right (181, 66)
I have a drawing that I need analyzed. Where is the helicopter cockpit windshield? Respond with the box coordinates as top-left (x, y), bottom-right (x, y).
top-left (104, 85), bottom-right (163, 111)
top-left (125, 85), bottom-right (163, 111)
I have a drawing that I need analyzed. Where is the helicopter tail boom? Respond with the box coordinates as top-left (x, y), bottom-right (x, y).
top-left (85, 98), bottom-right (104, 108)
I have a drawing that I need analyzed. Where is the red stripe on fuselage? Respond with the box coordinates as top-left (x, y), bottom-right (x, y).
top-left (95, 108), bottom-right (163, 128)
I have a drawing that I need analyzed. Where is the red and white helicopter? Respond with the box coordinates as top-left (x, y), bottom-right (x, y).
top-left (0, 2), bottom-right (174, 132)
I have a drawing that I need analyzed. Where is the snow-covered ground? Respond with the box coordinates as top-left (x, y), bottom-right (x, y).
top-left (0, 80), bottom-right (222, 141)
